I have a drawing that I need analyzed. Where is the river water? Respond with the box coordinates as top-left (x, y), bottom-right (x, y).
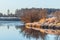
top-left (0, 21), bottom-right (60, 40)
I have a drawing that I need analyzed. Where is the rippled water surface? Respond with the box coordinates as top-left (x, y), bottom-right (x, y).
top-left (0, 21), bottom-right (60, 40)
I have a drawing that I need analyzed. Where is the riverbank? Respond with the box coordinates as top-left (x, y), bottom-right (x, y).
top-left (25, 23), bottom-right (60, 35)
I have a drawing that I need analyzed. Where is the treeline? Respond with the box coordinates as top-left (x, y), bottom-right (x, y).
top-left (15, 8), bottom-right (60, 17)
top-left (0, 8), bottom-right (60, 22)
top-left (15, 8), bottom-right (60, 23)
top-left (0, 13), bottom-right (16, 17)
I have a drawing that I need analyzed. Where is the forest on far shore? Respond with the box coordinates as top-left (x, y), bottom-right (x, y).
top-left (15, 8), bottom-right (60, 23)
top-left (0, 8), bottom-right (60, 23)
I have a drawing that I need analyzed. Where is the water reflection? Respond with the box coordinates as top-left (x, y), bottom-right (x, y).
top-left (0, 21), bottom-right (59, 40)
top-left (15, 25), bottom-right (60, 40)
top-left (44, 34), bottom-right (59, 40)
top-left (15, 26), bottom-right (44, 40)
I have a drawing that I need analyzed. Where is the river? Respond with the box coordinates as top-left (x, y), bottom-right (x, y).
top-left (0, 21), bottom-right (60, 40)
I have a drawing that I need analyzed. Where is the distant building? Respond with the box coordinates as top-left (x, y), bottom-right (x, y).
top-left (7, 9), bottom-right (10, 15)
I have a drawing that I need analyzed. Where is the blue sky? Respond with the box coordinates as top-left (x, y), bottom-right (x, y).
top-left (0, 0), bottom-right (60, 14)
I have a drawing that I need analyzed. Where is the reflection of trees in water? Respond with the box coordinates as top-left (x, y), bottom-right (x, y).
top-left (7, 25), bottom-right (9, 29)
top-left (44, 34), bottom-right (59, 40)
top-left (15, 26), bottom-right (45, 40)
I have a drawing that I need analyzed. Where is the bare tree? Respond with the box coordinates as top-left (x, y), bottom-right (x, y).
top-left (21, 9), bottom-right (47, 23)
top-left (53, 11), bottom-right (60, 22)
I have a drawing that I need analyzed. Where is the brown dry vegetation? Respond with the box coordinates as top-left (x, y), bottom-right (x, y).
top-left (21, 9), bottom-right (47, 23)
top-left (53, 11), bottom-right (60, 22)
